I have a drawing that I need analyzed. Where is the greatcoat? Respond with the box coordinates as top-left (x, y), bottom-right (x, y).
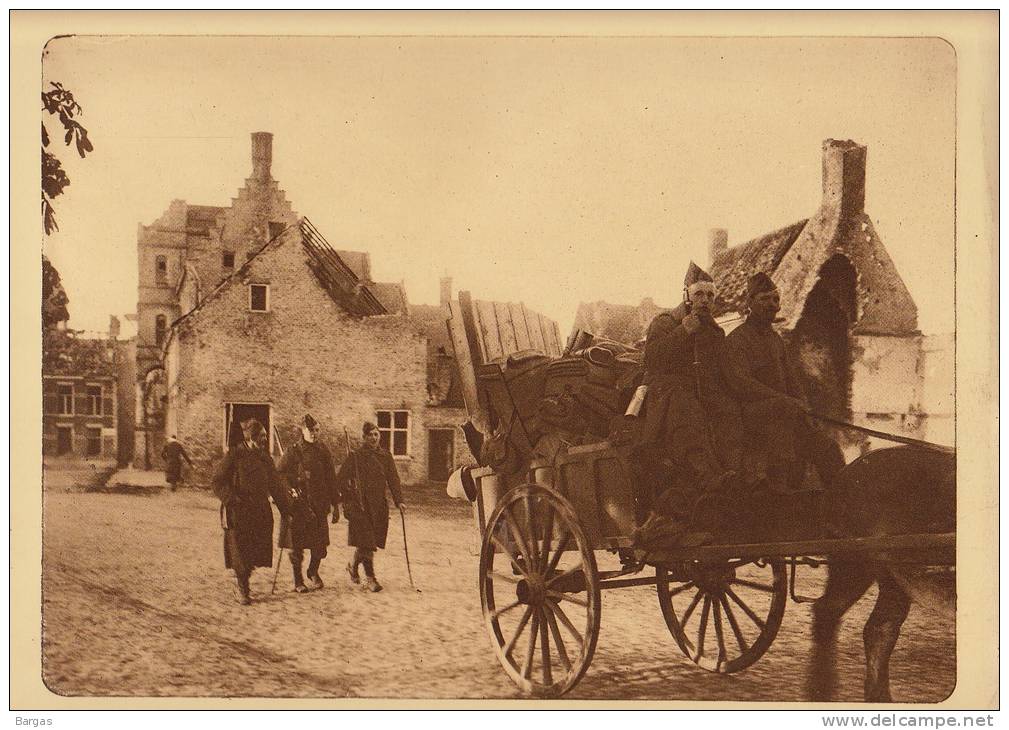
top-left (212, 442), bottom-right (288, 573)
top-left (277, 439), bottom-right (339, 554)
top-left (335, 444), bottom-right (404, 550)
top-left (161, 440), bottom-right (191, 484)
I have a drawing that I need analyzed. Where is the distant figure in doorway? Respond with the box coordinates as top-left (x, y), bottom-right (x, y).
top-left (277, 414), bottom-right (340, 593)
top-left (161, 435), bottom-right (193, 491)
top-left (212, 419), bottom-right (288, 605)
top-left (335, 421), bottom-right (405, 593)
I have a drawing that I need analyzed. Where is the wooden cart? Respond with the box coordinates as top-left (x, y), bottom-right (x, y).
top-left (469, 446), bottom-right (955, 697)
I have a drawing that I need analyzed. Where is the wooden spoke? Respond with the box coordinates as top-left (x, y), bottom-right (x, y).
top-left (681, 588), bottom-right (704, 626)
top-left (730, 578), bottom-right (776, 593)
top-left (490, 535), bottom-right (528, 577)
top-left (725, 586), bottom-right (767, 630)
top-left (668, 580), bottom-right (696, 598)
top-left (545, 598), bottom-right (584, 647)
top-left (539, 503), bottom-right (554, 570)
top-left (713, 598), bottom-right (727, 666)
top-left (504, 506), bottom-right (534, 569)
top-left (539, 608), bottom-right (552, 686)
top-left (522, 610), bottom-right (540, 680)
top-left (491, 599), bottom-right (523, 620)
top-left (543, 603), bottom-right (572, 672)
top-left (489, 571), bottom-right (522, 585)
top-left (694, 595), bottom-right (711, 661)
top-left (544, 529), bottom-right (572, 576)
top-left (503, 605), bottom-right (534, 658)
top-left (546, 562), bottom-right (585, 588)
top-left (719, 593), bottom-right (749, 653)
top-left (547, 589), bottom-right (588, 607)
top-left (524, 493), bottom-right (538, 571)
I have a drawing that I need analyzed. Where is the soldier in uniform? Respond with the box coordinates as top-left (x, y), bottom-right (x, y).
top-left (636, 261), bottom-right (744, 542)
top-left (725, 272), bottom-right (845, 492)
top-left (277, 414), bottom-right (340, 593)
top-left (212, 419), bottom-right (288, 605)
top-left (334, 421), bottom-right (405, 593)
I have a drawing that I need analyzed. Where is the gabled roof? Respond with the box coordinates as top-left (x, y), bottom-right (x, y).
top-left (335, 250), bottom-right (371, 282)
top-left (710, 219), bottom-right (808, 316)
top-left (409, 303), bottom-right (464, 407)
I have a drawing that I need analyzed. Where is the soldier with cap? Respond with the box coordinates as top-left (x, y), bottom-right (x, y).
top-left (212, 419), bottom-right (288, 605)
top-left (334, 421), bottom-right (405, 593)
top-left (277, 414), bottom-right (340, 593)
top-left (725, 272), bottom-right (845, 492)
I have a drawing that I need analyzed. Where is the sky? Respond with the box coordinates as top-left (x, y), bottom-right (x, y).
top-left (41, 35), bottom-right (956, 337)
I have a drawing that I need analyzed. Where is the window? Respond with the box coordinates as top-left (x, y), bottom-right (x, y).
top-left (155, 255), bottom-right (168, 284)
top-left (85, 385), bottom-right (103, 416)
top-left (249, 284), bottom-right (270, 312)
top-left (376, 410), bottom-right (410, 457)
top-left (155, 315), bottom-right (167, 347)
top-left (57, 384), bottom-right (73, 415)
top-left (85, 427), bottom-right (102, 457)
top-left (268, 221), bottom-right (285, 240)
top-left (222, 251), bottom-right (235, 269)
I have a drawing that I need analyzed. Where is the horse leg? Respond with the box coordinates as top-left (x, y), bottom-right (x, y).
top-left (807, 561), bottom-right (874, 701)
top-left (863, 575), bottom-right (911, 702)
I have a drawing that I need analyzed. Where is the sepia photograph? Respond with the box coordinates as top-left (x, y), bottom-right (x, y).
top-left (11, 11), bottom-right (998, 712)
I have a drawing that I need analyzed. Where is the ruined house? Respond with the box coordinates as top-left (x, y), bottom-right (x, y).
top-left (140, 132), bottom-right (546, 484)
top-left (570, 139), bottom-right (953, 450)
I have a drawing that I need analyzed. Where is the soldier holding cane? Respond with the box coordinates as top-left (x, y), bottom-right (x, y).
top-left (335, 421), bottom-right (405, 593)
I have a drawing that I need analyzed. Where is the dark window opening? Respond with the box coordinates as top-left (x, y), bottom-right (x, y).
top-left (222, 251), bottom-right (235, 269)
top-left (250, 284), bottom-right (269, 312)
top-left (155, 255), bottom-right (168, 284)
top-left (56, 427), bottom-right (72, 455)
top-left (268, 221), bottom-right (286, 240)
top-left (155, 315), bottom-right (167, 347)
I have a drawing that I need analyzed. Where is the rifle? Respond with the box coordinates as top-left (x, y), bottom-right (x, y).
top-left (271, 425), bottom-right (288, 595)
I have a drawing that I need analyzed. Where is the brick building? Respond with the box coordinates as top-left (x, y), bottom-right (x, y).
top-left (141, 132), bottom-right (493, 485)
top-left (42, 328), bottom-right (120, 461)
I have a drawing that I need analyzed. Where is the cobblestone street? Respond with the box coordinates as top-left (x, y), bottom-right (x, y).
top-left (42, 474), bottom-right (955, 703)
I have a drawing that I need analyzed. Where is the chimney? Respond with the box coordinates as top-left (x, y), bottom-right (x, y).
top-left (821, 139), bottom-right (866, 217)
top-left (251, 132), bottom-right (273, 181)
top-left (708, 228), bottom-right (728, 264)
top-left (439, 276), bottom-right (453, 306)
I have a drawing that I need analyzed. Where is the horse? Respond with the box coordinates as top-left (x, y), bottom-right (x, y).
top-left (806, 444), bottom-right (956, 702)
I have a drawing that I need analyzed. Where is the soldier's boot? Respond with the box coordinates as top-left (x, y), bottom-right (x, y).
top-left (346, 562), bottom-right (361, 585)
top-left (306, 554), bottom-right (324, 590)
top-left (363, 552), bottom-right (382, 593)
top-left (290, 551), bottom-right (309, 593)
top-left (235, 571), bottom-right (252, 605)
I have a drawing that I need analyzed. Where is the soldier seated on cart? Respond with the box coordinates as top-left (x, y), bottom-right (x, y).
top-left (635, 262), bottom-right (848, 547)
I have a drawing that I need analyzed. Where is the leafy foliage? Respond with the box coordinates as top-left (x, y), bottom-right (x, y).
top-left (41, 81), bottom-right (93, 234)
top-left (42, 254), bottom-right (70, 328)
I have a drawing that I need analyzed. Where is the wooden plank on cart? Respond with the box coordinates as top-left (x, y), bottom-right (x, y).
top-left (509, 301), bottom-right (532, 351)
top-left (644, 532), bottom-right (955, 564)
top-left (475, 299), bottom-right (503, 362)
top-left (447, 297), bottom-right (487, 429)
top-left (494, 301), bottom-right (520, 355)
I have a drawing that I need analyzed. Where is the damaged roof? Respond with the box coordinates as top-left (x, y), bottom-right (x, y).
top-left (710, 219), bottom-right (808, 316)
top-left (185, 205), bottom-right (226, 235)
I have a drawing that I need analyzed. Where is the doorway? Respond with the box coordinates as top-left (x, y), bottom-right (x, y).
top-left (427, 429), bottom-right (455, 482)
top-left (56, 426), bottom-right (72, 455)
top-left (224, 403), bottom-right (272, 452)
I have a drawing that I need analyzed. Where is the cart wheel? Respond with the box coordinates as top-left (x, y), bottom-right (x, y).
top-left (655, 558), bottom-right (787, 673)
top-left (479, 483), bottom-right (601, 697)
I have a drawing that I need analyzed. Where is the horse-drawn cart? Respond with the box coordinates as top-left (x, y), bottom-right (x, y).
top-left (444, 298), bottom-right (955, 699)
top-left (469, 440), bottom-right (954, 697)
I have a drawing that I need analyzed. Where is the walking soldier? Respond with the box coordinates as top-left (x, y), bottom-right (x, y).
top-left (335, 421), bottom-right (406, 593)
top-left (212, 419), bottom-right (288, 605)
top-left (277, 414), bottom-right (340, 593)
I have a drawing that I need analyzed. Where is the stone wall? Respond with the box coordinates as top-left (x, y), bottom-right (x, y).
top-left (165, 230), bottom-right (434, 486)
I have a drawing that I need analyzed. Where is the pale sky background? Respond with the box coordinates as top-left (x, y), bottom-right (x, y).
top-left (42, 35), bottom-right (956, 337)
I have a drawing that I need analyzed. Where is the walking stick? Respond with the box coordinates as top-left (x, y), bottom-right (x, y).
top-left (400, 508), bottom-right (421, 593)
top-left (270, 426), bottom-right (287, 595)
